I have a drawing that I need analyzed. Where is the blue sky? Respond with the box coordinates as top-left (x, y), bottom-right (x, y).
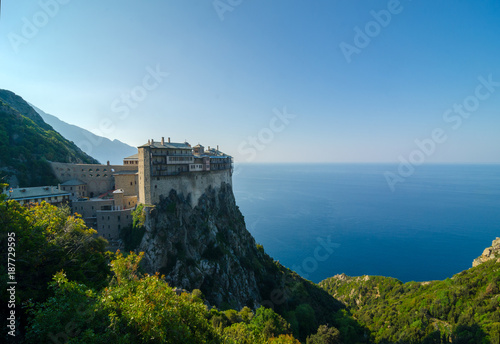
top-left (1, 0), bottom-right (500, 163)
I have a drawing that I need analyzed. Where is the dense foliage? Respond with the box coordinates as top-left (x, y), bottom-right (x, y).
top-left (319, 265), bottom-right (500, 343)
top-left (0, 189), bottom-right (110, 340)
top-left (25, 251), bottom-right (305, 343)
top-left (0, 90), bottom-right (98, 186)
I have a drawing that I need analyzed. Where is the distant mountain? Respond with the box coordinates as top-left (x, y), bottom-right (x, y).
top-left (0, 89), bottom-right (99, 187)
top-left (31, 105), bottom-right (137, 165)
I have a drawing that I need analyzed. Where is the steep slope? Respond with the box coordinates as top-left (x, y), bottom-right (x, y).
top-left (0, 89), bottom-right (98, 187)
top-left (136, 183), bottom-right (366, 341)
top-left (319, 243), bottom-right (500, 343)
top-left (32, 105), bottom-right (137, 165)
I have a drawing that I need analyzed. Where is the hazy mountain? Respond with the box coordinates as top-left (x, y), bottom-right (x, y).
top-left (0, 89), bottom-right (98, 187)
top-left (31, 105), bottom-right (137, 165)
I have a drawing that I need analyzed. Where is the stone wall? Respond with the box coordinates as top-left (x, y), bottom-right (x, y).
top-left (96, 209), bottom-right (133, 240)
top-left (138, 146), bottom-right (151, 205)
top-left (50, 162), bottom-right (138, 197)
top-left (114, 173), bottom-right (138, 196)
top-left (71, 199), bottom-right (114, 227)
top-left (147, 169), bottom-right (232, 207)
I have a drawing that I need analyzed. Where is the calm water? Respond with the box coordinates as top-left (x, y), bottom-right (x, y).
top-left (232, 163), bottom-right (500, 283)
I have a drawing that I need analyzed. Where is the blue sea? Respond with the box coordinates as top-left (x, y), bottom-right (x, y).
top-left (232, 163), bottom-right (500, 283)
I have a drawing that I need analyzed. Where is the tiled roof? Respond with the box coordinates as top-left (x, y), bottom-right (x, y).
top-left (6, 186), bottom-right (70, 200)
top-left (124, 153), bottom-right (138, 160)
top-left (112, 171), bottom-right (138, 175)
top-left (139, 141), bottom-right (192, 149)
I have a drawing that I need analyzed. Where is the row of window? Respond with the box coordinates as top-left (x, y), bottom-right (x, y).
top-left (56, 167), bottom-right (110, 172)
top-left (100, 215), bottom-right (129, 220)
top-left (168, 156), bottom-right (194, 162)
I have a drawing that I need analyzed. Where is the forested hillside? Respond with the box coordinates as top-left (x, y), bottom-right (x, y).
top-left (0, 89), bottom-right (98, 187)
top-left (320, 261), bottom-right (500, 343)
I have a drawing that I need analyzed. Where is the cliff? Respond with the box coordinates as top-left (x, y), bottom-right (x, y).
top-left (136, 181), bottom-right (357, 341)
top-left (139, 182), bottom-right (261, 308)
top-left (472, 237), bottom-right (500, 267)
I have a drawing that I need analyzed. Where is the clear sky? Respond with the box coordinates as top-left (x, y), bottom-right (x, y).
top-left (1, 0), bottom-right (500, 163)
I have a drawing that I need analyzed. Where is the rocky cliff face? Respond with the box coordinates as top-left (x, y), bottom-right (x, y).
top-left (139, 182), bottom-right (265, 309)
top-left (472, 237), bottom-right (500, 267)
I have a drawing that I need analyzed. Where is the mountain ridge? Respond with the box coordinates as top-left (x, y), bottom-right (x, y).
top-left (31, 104), bottom-right (137, 165)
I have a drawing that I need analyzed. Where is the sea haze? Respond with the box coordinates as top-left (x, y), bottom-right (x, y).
top-left (232, 163), bottom-right (500, 283)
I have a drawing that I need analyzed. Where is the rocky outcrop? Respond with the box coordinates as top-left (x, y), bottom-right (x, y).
top-left (139, 182), bottom-right (266, 309)
top-left (472, 237), bottom-right (500, 267)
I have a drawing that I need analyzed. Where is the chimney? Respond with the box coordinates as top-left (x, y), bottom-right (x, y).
top-left (208, 146), bottom-right (210, 150)
top-left (217, 145), bottom-right (219, 151)
top-left (151, 139), bottom-right (154, 144)
top-left (148, 139), bottom-right (150, 144)
top-left (107, 160), bottom-right (110, 165)
top-left (168, 137), bottom-right (171, 143)
top-left (161, 137), bottom-right (165, 145)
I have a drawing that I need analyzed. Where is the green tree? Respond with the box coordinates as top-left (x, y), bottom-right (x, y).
top-left (306, 325), bottom-right (342, 344)
top-left (250, 307), bottom-right (292, 339)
